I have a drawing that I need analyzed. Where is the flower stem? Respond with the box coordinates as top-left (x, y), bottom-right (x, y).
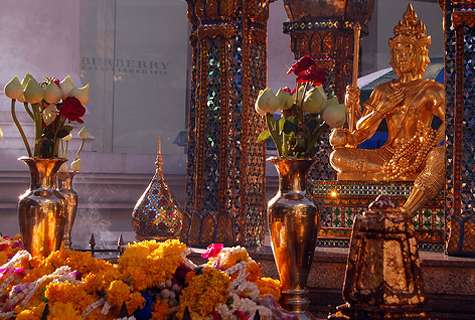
top-left (11, 100), bottom-right (32, 157)
top-left (75, 139), bottom-right (86, 158)
top-left (23, 103), bottom-right (34, 120)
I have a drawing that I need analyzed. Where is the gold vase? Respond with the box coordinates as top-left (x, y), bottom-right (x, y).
top-left (18, 157), bottom-right (67, 257)
top-left (57, 171), bottom-right (78, 249)
top-left (268, 157), bottom-right (320, 319)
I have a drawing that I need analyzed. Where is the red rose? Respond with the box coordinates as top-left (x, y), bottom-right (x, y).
top-left (59, 97), bottom-right (86, 123)
top-left (287, 56), bottom-right (315, 76)
top-left (297, 64), bottom-right (326, 86)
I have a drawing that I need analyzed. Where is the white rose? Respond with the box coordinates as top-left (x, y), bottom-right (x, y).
top-left (60, 75), bottom-right (76, 98)
top-left (23, 79), bottom-right (44, 104)
top-left (62, 133), bottom-right (73, 142)
top-left (44, 82), bottom-right (63, 104)
top-left (255, 88), bottom-right (280, 116)
top-left (276, 88), bottom-right (294, 110)
top-left (21, 73), bottom-right (36, 89)
top-left (42, 104), bottom-right (58, 126)
top-left (4, 76), bottom-right (24, 100)
top-left (70, 84), bottom-right (89, 106)
top-left (322, 97), bottom-right (347, 128)
top-left (302, 85), bottom-right (327, 113)
top-left (70, 158), bottom-right (81, 172)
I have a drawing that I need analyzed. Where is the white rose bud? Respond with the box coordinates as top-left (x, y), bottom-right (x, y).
top-left (70, 158), bottom-right (81, 172)
top-left (60, 75), bottom-right (76, 98)
top-left (276, 88), bottom-right (294, 110)
top-left (322, 97), bottom-right (347, 128)
top-left (302, 85), bottom-right (327, 113)
top-left (255, 88), bottom-right (280, 116)
top-left (62, 133), bottom-right (73, 142)
top-left (21, 73), bottom-right (36, 89)
top-left (70, 84), bottom-right (89, 106)
top-left (44, 82), bottom-right (62, 104)
top-left (4, 76), bottom-right (24, 100)
top-left (78, 127), bottom-right (89, 140)
top-left (59, 162), bottom-right (68, 173)
top-left (0, 127), bottom-right (3, 140)
top-left (42, 104), bottom-right (58, 126)
top-left (23, 79), bottom-right (44, 104)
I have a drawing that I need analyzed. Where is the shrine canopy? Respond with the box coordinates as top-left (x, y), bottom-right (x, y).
top-left (358, 57), bottom-right (444, 149)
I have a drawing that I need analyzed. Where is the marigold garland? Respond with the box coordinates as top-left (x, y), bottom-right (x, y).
top-left (178, 266), bottom-right (231, 318)
top-left (0, 240), bottom-right (283, 320)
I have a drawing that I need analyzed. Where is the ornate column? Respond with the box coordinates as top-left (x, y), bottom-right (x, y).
top-left (185, 0), bottom-right (269, 247)
top-left (442, 0), bottom-right (475, 257)
top-left (282, 0), bottom-right (374, 181)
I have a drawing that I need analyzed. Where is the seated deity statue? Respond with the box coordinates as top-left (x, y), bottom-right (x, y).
top-left (329, 4), bottom-right (445, 184)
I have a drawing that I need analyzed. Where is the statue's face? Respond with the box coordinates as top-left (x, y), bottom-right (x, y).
top-left (391, 40), bottom-right (418, 76)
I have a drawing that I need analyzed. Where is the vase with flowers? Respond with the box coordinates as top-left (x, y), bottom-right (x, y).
top-left (4, 74), bottom-right (89, 257)
top-left (255, 56), bottom-right (346, 317)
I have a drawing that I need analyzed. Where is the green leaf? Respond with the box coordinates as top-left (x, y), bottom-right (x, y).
top-left (283, 120), bottom-right (298, 134)
top-left (257, 129), bottom-right (271, 143)
top-left (57, 125), bottom-right (74, 139)
top-left (278, 117), bottom-right (285, 134)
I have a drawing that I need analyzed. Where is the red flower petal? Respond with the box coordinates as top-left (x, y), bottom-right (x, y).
top-left (201, 243), bottom-right (224, 259)
top-left (287, 56), bottom-right (315, 76)
top-left (59, 97), bottom-right (86, 123)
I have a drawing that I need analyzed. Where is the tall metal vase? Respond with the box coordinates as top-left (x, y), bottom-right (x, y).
top-left (57, 171), bottom-right (78, 248)
top-left (268, 157), bottom-right (320, 319)
top-left (18, 157), bottom-right (67, 257)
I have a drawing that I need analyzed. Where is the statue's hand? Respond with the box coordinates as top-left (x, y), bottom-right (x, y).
top-left (376, 89), bottom-right (405, 115)
top-left (330, 128), bottom-right (351, 148)
top-left (345, 85), bottom-right (360, 110)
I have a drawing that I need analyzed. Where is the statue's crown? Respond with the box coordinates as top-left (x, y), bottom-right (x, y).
top-left (391, 3), bottom-right (430, 44)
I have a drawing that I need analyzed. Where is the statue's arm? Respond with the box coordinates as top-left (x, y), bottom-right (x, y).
top-left (347, 90), bottom-right (384, 146)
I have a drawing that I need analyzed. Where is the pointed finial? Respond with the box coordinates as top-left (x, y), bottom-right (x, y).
top-left (89, 233), bottom-right (96, 256)
top-left (155, 136), bottom-right (163, 170)
top-left (117, 234), bottom-right (125, 257)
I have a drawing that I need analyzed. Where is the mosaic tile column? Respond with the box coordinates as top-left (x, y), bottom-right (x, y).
top-left (443, 1), bottom-right (475, 257)
top-left (185, 0), bottom-right (269, 247)
top-left (282, 0), bottom-right (374, 181)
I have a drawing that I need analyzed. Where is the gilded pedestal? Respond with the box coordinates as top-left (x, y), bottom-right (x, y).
top-left (268, 157), bottom-right (320, 318)
top-left (18, 157), bottom-right (67, 257)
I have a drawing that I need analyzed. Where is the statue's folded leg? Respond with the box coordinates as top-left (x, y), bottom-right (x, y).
top-left (402, 146), bottom-right (445, 215)
top-left (330, 148), bottom-right (393, 181)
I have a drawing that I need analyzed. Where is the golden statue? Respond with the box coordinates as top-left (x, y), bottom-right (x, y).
top-left (329, 4), bottom-right (445, 191)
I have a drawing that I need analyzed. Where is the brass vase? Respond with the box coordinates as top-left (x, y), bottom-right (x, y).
top-left (57, 171), bottom-right (78, 248)
top-left (18, 157), bottom-right (67, 257)
top-left (268, 157), bottom-right (320, 319)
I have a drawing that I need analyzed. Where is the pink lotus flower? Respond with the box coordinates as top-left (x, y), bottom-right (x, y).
top-left (201, 243), bottom-right (224, 259)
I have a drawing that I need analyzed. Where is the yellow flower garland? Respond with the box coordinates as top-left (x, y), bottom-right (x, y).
top-left (178, 266), bottom-right (230, 318)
